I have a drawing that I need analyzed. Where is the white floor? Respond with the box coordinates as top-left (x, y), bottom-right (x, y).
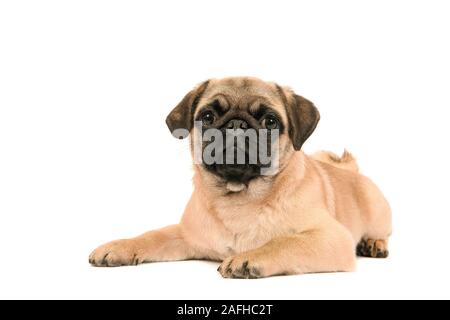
top-left (1, 235), bottom-right (448, 299)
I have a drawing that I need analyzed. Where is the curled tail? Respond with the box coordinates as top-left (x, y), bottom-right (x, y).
top-left (311, 149), bottom-right (359, 173)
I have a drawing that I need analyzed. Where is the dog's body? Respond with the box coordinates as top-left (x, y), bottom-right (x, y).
top-left (90, 77), bottom-right (391, 278)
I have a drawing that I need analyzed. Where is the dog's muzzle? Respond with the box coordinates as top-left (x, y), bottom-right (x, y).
top-left (202, 118), bottom-right (266, 183)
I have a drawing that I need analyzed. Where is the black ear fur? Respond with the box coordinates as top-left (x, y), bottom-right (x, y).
top-left (165, 80), bottom-right (210, 138)
top-left (285, 93), bottom-right (320, 151)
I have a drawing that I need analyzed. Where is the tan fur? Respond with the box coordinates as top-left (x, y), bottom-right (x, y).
top-left (312, 149), bottom-right (359, 172)
top-left (89, 77), bottom-right (392, 278)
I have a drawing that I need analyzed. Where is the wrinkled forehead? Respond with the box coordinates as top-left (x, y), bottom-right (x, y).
top-left (196, 78), bottom-right (287, 121)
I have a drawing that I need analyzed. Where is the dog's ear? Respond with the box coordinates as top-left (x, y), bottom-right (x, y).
top-left (166, 80), bottom-right (210, 138)
top-left (279, 87), bottom-right (320, 150)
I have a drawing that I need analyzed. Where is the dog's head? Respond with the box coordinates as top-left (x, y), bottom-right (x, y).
top-left (166, 77), bottom-right (320, 193)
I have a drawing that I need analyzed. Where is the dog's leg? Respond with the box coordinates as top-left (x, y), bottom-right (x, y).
top-left (218, 219), bottom-right (356, 278)
top-left (89, 224), bottom-right (197, 267)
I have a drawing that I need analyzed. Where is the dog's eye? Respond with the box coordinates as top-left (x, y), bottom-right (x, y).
top-left (201, 111), bottom-right (215, 126)
top-left (262, 115), bottom-right (279, 130)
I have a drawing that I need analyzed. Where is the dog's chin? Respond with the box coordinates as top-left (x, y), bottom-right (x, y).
top-left (225, 181), bottom-right (247, 193)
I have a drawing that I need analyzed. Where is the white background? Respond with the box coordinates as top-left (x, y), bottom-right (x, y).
top-left (1, 0), bottom-right (449, 299)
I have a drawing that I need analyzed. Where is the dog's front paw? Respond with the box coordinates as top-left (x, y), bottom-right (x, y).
top-left (89, 239), bottom-right (142, 267)
top-left (218, 254), bottom-right (265, 279)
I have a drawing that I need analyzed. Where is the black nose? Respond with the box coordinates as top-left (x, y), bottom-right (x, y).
top-left (225, 119), bottom-right (248, 130)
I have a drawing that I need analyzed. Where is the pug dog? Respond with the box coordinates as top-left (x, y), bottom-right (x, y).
top-left (89, 77), bottom-right (392, 278)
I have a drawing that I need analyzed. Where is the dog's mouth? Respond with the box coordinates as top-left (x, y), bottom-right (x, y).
top-left (202, 145), bottom-right (263, 188)
top-left (203, 161), bottom-right (264, 194)
top-left (200, 141), bottom-right (276, 191)
top-left (204, 162), bottom-right (262, 185)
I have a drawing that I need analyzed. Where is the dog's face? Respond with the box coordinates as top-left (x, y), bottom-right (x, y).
top-left (166, 77), bottom-right (320, 192)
